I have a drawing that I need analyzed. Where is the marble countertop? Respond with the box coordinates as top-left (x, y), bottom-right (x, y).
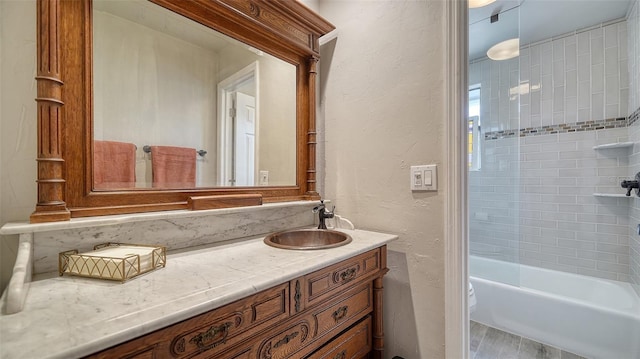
top-left (0, 228), bottom-right (397, 359)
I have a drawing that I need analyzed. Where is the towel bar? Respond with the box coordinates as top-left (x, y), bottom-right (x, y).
top-left (142, 145), bottom-right (207, 157)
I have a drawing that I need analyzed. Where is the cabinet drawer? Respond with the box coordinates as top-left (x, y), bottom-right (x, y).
top-left (312, 283), bottom-right (372, 339)
top-left (304, 249), bottom-right (380, 308)
top-left (250, 283), bottom-right (372, 359)
top-left (306, 316), bottom-right (372, 359)
top-left (87, 283), bottom-right (289, 359)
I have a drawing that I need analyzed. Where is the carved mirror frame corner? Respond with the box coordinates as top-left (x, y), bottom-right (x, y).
top-left (31, 0), bottom-right (334, 223)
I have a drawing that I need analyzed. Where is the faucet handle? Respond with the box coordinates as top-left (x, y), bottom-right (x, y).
top-left (312, 200), bottom-right (325, 213)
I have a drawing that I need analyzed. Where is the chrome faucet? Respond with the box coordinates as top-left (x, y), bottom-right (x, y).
top-left (312, 200), bottom-right (335, 229)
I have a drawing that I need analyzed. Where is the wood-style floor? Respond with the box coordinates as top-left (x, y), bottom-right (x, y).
top-left (470, 321), bottom-right (589, 359)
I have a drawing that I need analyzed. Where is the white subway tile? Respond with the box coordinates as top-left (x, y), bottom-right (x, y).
top-left (578, 108), bottom-right (591, 121)
top-left (604, 23), bottom-right (618, 49)
top-left (578, 80), bottom-right (591, 109)
top-left (553, 39), bottom-right (565, 62)
top-left (592, 63), bottom-right (605, 93)
top-left (553, 86), bottom-right (565, 113)
top-left (558, 204), bottom-right (596, 214)
top-left (542, 99), bottom-right (553, 126)
top-left (558, 256), bottom-right (596, 269)
top-left (540, 194), bottom-right (578, 204)
top-left (530, 44), bottom-right (541, 66)
top-left (542, 49), bottom-right (553, 75)
top-left (559, 239), bottom-right (596, 250)
top-left (541, 245), bottom-right (577, 257)
top-left (530, 90), bottom-right (541, 115)
top-left (577, 31), bottom-right (590, 55)
top-left (565, 43), bottom-right (577, 71)
top-left (542, 74), bottom-right (553, 100)
top-left (605, 74), bottom-right (620, 106)
top-left (596, 224), bottom-right (629, 235)
top-left (591, 92), bottom-right (605, 120)
top-left (577, 54), bottom-right (591, 81)
top-left (620, 59), bottom-right (629, 89)
top-left (605, 47), bottom-right (619, 77)
top-left (565, 69), bottom-right (577, 97)
top-left (553, 60), bottom-right (565, 86)
top-left (577, 249), bottom-right (617, 262)
top-left (591, 36), bottom-right (604, 65)
top-left (565, 96), bottom-right (578, 122)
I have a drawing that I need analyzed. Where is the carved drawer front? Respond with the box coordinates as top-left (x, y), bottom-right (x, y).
top-left (312, 283), bottom-right (372, 339)
top-left (171, 283), bottom-right (289, 358)
top-left (305, 249), bottom-right (380, 307)
top-left (306, 316), bottom-right (372, 359)
top-left (86, 283), bottom-right (289, 359)
top-left (256, 320), bottom-right (313, 359)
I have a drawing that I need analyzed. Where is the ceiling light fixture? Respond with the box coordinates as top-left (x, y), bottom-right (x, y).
top-left (468, 0), bottom-right (496, 9)
top-left (487, 38), bottom-right (520, 61)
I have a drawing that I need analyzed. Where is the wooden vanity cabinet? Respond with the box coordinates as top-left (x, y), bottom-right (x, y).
top-left (87, 246), bottom-right (388, 359)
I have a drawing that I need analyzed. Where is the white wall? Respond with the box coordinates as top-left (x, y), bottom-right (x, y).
top-left (94, 10), bottom-right (218, 187)
top-left (217, 45), bottom-right (297, 186)
top-left (319, 1), bottom-right (447, 357)
top-left (0, 0), bottom-right (37, 294)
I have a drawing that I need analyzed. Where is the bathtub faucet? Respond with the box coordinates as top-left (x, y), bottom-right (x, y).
top-left (621, 179), bottom-right (640, 196)
top-left (312, 200), bottom-right (335, 229)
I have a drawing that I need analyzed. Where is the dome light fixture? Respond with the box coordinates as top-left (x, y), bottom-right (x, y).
top-left (469, 0), bottom-right (496, 9)
top-left (487, 38), bottom-right (520, 61)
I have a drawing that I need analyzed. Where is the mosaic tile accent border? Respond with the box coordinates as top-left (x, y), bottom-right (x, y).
top-left (485, 117), bottom-right (628, 140)
top-left (630, 107), bottom-right (640, 127)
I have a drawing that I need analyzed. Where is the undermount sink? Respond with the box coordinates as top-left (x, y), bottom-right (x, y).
top-left (263, 229), bottom-right (352, 250)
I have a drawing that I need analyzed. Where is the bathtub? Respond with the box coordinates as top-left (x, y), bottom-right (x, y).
top-left (469, 255), bottom-right (640, 359)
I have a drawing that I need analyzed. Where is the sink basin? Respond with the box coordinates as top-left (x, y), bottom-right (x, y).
top-left (263, 229), bottom-right (352, 250)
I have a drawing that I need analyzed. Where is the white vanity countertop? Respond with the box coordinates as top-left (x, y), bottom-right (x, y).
top-left (0, 228), bottom-right (397, 359)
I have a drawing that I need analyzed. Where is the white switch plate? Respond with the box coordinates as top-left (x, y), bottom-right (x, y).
top-left (259, 170), bottom-right (269, 186)
top-left (410, 165), bottom-right (437, 191)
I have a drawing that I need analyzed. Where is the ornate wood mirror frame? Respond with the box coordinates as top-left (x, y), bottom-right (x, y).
top-left (32, 0), bottom-right (334, 223)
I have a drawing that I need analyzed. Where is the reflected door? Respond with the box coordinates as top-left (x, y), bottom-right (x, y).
top-left (234, 92), bottom-right (256, 186)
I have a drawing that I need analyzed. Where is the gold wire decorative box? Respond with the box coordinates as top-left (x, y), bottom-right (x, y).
top-left (59, 243), bottom-right (166, 282)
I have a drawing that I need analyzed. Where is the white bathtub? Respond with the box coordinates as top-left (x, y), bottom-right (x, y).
top-left (470, 255), bottom-right (640, 359)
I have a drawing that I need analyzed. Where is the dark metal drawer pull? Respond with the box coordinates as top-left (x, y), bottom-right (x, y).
top-left (189, 322), bottom-right (232, 349)
top-left (340, 268), bottom-right (357, 282)
top-left (332, 305), bottom-right (349, 322)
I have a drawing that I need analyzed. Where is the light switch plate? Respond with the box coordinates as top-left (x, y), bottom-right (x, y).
top-left (410, 164), bottom-right (437, 191)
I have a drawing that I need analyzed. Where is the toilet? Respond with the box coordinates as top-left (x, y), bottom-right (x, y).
top-left (469, 282), bottom-right (477, 313)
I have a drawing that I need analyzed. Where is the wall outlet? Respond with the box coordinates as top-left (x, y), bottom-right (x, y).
top-left (259, 170), bottom-right (269, 186)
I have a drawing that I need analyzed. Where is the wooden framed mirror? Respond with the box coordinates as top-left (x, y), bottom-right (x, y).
top-left (31, 0), bottom-right (334, 223)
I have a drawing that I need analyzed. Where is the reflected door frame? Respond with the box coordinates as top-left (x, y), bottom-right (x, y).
top-left (217, 61), bottom-right (260, 186)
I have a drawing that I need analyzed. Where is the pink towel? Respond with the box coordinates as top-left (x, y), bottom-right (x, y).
top-left (94, 140), bottom-right (136, 189)
top-left (151, 146), bottom-right (196, 188)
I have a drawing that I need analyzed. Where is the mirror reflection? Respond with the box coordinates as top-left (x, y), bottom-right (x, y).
top-left (92, 0), bottom-right (297, 189)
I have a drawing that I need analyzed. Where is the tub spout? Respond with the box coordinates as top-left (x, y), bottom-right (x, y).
top-left (621, 179), bottom-right (640, 196)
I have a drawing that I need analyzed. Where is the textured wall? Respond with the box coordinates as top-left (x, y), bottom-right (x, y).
top-left (318, 1), bottom-right (446, 357)
top-left (0, 0), bottom-right (37, 294)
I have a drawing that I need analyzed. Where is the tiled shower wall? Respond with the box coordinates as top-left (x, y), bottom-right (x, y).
top-left (469, 128), bottom-right (632, 282)
top-left (470, 20), bottom-right (629, 133)
top-left (627, 0), bottom-right (640, 296)
top-left (469, 14), bottom-right (639, 283)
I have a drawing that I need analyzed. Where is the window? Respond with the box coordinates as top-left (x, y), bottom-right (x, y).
top-left (468, 86), bottom-right (481, 171)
